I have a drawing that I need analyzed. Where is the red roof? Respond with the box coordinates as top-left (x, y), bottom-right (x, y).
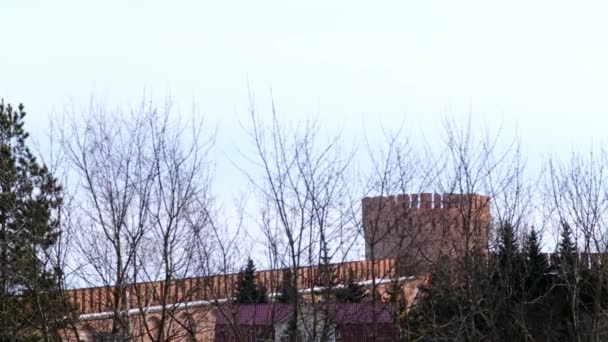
top-left (215, 304), bottom-right (292, 325)
top-left (326, 303), bottom-right (393, 324)
top-left (215, 302), bottom-right (394, 326)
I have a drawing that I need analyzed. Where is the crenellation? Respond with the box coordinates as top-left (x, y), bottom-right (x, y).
top-left (363, 192), bottom-right (491, 211)
top-left (362, 192), bottom-right (490, 273)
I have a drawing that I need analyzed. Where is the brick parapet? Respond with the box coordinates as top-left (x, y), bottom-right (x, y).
top-left (362, 192), bottom-right (490, 211)
top-left (362, 193), bottom-right (490, 273)
top-left (66, 258), bottom-right (397, 314)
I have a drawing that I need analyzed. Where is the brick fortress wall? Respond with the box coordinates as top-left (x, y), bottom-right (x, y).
top-left (66, 259), bottom-right (398, 315)
top-left (362, 193), bottom-right (491, 274)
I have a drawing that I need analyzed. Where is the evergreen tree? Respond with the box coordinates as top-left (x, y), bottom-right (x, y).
top-left (234, 258), bottom-right (266, 303)
top-left (550, 222), bottom-right (580, 340)
top-left (334, 268), bottom-right (366, 303)
top-left (520, 227), bottom-right (552, 338)
top-left (523, 227), bottom-right (548, 298)
top-left (557, 222), bottom-right (577, 270)
top-left (0, 101), bottom-right (66, 340)
top-left (495, 222), bottom-right (524, 298)
top-left (276, 267), bottom-right (297, 304)
top-left (492, 222), bottom-right (526, 340)
top-left (316, 242), bottom-right (336, 302)
top-left (387, 277), bottom-right (408, 341)
top-left (497, 222), bottom-right (520, 271)
top-left (407, 255), bottom-right (461, 340)
top-left (257, 284), bottom-right (268, 304)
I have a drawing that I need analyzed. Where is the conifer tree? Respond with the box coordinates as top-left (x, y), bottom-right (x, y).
top-left (497, 222), bottom-right (520, 271)
top-left (334, 268), bottom-right (366, 303)
top-left (277, 267), bottom-right (297, 304)
top-left (552, 222), bottom-right (581, 340)
top-left (407, 254), bottom-right (461, 339)
top-left (234, 258), bottom-right (266, 303)
top-left (492, 222), bottom-right (526, 340)
top-left (523, 227), bottom-right (548, 298)
top-left (558, 222), bottom-right (577, 270)
top-left (495, 222), bottom-right (523, 297)
top-left (0, 101), bottom-right (66, 340)
top-left (316, 242), bottom-right (336, 302)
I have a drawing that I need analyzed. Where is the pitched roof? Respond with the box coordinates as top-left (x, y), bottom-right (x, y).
top-left (215, 304), bottom-right (292, 326)
top-left (215, 302), bottom-right (394, 326)
top-left (326, 303), bottom-right (393, 324)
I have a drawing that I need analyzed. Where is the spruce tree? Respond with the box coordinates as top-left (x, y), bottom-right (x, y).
top-left (495, 222), bottom-right (523, 297)
top-left (558, 222), bottom-right (577, 270)
top-left (234, 258), bottom-right (266, 303)
top-left (408, 255), bottom-right (461, 339)
top-left (523, 227), bottom-right (548, 298)
top-left (493, 222), bottom-right (525, 340)
top-left (334, 268), bottom-right (366, 303)
top-left (277, 267), bottom-right (297, 304)
top-left (552, 222), bottom-right (580, 339)
top-left (316, 242), bottom-right (336, 302)
top-left (497, 222), bottom-right (520, 271)
top-left (0, 101), bottom-right (66, 339)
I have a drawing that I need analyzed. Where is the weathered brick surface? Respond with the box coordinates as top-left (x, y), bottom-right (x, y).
top-left (66, 259), bottom-right (398, 315)
top-left (362, 193), bottom-right (490, 274)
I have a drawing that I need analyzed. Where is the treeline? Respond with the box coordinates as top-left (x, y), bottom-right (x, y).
top-left (404, 223), bottom-right (608, 341)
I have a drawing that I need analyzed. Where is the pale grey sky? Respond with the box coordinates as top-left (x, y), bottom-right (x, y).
top-left (2, 0), bottom-right (608, 234)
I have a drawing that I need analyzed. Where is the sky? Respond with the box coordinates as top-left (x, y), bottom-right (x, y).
top-left (2, 0), bottom-right (608, 253)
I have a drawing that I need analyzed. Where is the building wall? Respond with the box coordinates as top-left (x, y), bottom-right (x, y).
top-left (58, 306), bottom-right (216, 341)
top-left (362, 193), bottom-right (490, 274)
top-left (274, 306), bottom-right (336, 342)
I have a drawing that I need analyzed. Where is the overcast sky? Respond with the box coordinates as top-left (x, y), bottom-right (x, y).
top-left (2, 1), bottom-right (608, 242)
top-left (4, 1), bottom-right (607, 127)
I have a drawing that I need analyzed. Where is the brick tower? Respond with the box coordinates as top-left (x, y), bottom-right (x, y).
top-left (362, 193), bottom-right (490, 274)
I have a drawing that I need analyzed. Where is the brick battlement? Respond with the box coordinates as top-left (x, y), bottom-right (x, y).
top-left (363, 193), bottom-right (490, 273)
top-left (362, 193), bottom-right (490, 211)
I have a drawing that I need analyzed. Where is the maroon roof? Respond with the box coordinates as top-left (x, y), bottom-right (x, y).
top-left (215, 302), bottom-right (393, 326)
top-left (326, 303), bottom-right (393, 324)
top-left (215, 304), bottom-right (292, 326)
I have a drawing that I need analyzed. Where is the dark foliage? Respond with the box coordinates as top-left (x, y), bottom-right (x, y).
top-left (523, 227), bottom-right (548, 299)
top-left (234, 258), bottom-right (267, 304)
top-left (334, 268), bottom-right (367, 303)
top-left (276, 267), bottom-right (297, 304)
top-left (557, 222), bottom-right (577, 271)
top-left (406, 221), bottom-right (608, 341)
top-left (0, 101), bottom-right (69, 340)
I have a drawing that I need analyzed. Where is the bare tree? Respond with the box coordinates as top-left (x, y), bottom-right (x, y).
top-left (404, 117), bottom-right (533, 341)
top-left (358, 126), bottom-right (430, 341)
top-left (238, 103), bottom-right (357, 341)
top-left (61, 99), bottom-right (219, 341)
top-left (544, 149), bottom-right (608, 341)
